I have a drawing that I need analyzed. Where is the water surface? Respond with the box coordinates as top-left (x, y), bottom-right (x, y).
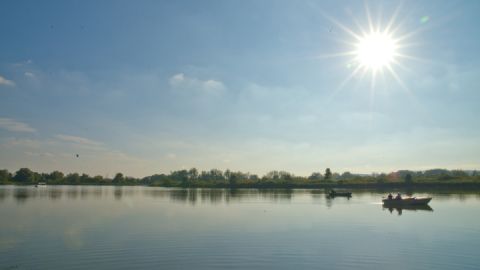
top-left (1, 186), bottom-right (479, 269)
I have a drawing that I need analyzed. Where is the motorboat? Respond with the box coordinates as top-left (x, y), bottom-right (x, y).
top-left (382, 197), bottom-right (432, 206)
top-left (328, 190), bottom-right (352, 197)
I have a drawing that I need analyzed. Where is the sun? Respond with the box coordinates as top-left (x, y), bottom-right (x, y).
top-left (355, 32), bottom-right (397, 71)
top-left (321, 4), bottom-right (418, 91)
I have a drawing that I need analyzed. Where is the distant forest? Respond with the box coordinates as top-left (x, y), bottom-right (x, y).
top-left (1, 167), bottom-right (479, 188)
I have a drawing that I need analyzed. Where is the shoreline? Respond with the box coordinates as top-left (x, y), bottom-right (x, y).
top-left (3, 182), bottom-right (480, 190)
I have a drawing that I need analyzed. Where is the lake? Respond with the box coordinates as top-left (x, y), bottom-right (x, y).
top-left (1, 186), bottom-right (479, 269)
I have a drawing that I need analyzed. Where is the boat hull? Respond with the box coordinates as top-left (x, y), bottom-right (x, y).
top-left (382, 197), bottom-right (432, 206)
top-left (328, 192), bottom-right (352, 197)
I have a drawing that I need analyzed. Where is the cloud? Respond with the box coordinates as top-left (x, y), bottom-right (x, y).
top-left (169, 73), bottom-right (226, 94)
top-left (2, 138), bottom-right (41, 148)
top-left (0, 118), bottom-right (36, 132)
top-left (0, 75), bottom-right (15, 87)
top-left (12, 59), bottom-right (33, 67)
top-left (25, 151), bottom-right (54, 157)
top-left (55, 134), bottom-right (102, 146)
top-left (169, 73), bottom-right (186, 86)
top-left (24, 72), bottom-right (35, 78)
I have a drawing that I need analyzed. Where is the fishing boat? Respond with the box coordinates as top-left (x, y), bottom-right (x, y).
top-left (328, 190), bottom-right (352, 197)
top-left (382, 197), bottom-right (432, 206)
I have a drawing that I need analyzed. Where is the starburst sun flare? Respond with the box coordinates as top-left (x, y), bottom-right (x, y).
top-left (324, 6), bottom-right (418, 90)
top-left (355, 31), bottom-right (397, 72)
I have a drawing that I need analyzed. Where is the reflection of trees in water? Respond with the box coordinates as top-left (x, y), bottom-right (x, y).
top-left (2, 186), bottom-right (480, 204)
top-left (225, 189), bottom-right (258, 203)
top-left (0, 188), bottom-right (8, 201)
top-left (143, 189), bottom-right (170, 198)
top-left (164, 188), bottom-right (294, 205)
top-left (259, 189), bottom-right (293, 201)
top-left (14, 188), bottom-right (30, 203)
top-left (92, 188), bottom-right (103, 198)
top-left (325, 197), bottom-right (333, 208)
top-left (169, 189), bottom-right (189, 203)
top-left (66, 188), bottom-right (79, 199)
top-left (200, 189), bottom-right (224, 203)
top-left (309, 189), bottom-right (328, 205)
top-left (114, 187), bottom-right (123, 200)
top-left (188, 189), bottom-right (197, 204)
top-left (48, 189), bottom-right (62, 200)
top-left (80, 187), bottom-right (89, 199)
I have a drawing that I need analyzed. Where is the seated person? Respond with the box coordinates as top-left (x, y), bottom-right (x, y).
top-left (387, 193), bottom-right (393, 200)
top-left (395, 193), bottom-right (402, 200)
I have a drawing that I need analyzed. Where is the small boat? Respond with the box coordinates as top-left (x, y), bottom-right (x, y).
top-left (328, 190), bottom-right (352, 197)
top-left (382, 197), bottom-right (432, 206)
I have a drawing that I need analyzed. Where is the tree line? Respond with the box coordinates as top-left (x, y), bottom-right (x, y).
top-left (1, 167), bottom-right (479, 187)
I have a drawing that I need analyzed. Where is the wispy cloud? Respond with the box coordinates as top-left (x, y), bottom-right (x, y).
top-left (0, 118), bottom-right (36, 132)
top-left (0, 75), bottom-right (15, 87)
top-left (12, 59), bottom-right (33, 67)
top-left (169, 73), bottom-right (226, 94)
top-left (2, 138), bottom-right (41, 148)
top-left (25, 151), bottom-right (54, 157)
top-left (55, 134), bottom-right (102, 146)
top-left (24, 72), bottom-right (35, 78)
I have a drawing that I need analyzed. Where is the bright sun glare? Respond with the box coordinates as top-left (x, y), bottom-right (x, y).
top-left (324, 4), bottom-right (417, 90)
top-left (355, 32), bottom-right (397, 71)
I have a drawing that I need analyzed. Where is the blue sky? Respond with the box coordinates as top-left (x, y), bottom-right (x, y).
top-left (1, 0), bottom-right (479, 177)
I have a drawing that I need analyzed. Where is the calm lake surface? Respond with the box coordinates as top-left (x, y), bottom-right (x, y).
top-left (1, 186), bottom-right (479, 270)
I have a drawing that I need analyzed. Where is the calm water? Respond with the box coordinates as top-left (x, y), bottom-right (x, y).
top-left (1, 186), bottom-right (479, 270)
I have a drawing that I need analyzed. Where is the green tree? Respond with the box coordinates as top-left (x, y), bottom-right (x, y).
top-left (188, 168), bottom-right (199, 181)
top-left (0, 169), bottom-right (12, 183)
top-left (308, 172), bottom-right (322, 180)
top-left (113, 173), bottom-right (124, 184)
top-left (93, 175), bottom-right (104, 184)
top-left (340, 172), bottom-right (353, 180)
top-left (49, 171), bottom-right (64, 184)
top-left (14, 168), bottom-right (36, 184)
top-left (229, 173), bottom-right (238, 186)
top-left (65, 173), bottom-right (80, 184)
top-left (404, 173), bottom-right (413, 184)
top-left (324, 168), bottom-right (332, 180)
top-left (80, 173), bottom-right (90, 184)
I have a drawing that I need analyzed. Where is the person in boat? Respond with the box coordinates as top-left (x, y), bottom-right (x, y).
top-left (395, 193), bottom-right (402, 200)
top-left (329, 190), bottom-right (336, 196)
top-left (387, 193), bottom-right (393, 200)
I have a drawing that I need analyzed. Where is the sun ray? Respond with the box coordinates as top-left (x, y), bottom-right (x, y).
top-left (321, 3), bottom-right (423, 99)
top-left (370, 69), bottom-right (377, 92)
top-left (385, 64), bottom-right (408, 92)
top-left (315, 51), bottom-right (358, 59)
top-left (394, 53), bottom-right (428, 63)
top-left (390, 59), bottom-right (412, 73)
top-left (351, 16), bottom-right (369, 37)
top-left (336, 64), bottom-right (363, 92)
top-left (384, 3), bottom-right (403, 33)
top-left (364, 2), bottom-right (375, 33)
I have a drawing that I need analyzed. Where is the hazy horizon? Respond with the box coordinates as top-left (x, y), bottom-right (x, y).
top-left (1, 1), bottom-right (479, 177)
